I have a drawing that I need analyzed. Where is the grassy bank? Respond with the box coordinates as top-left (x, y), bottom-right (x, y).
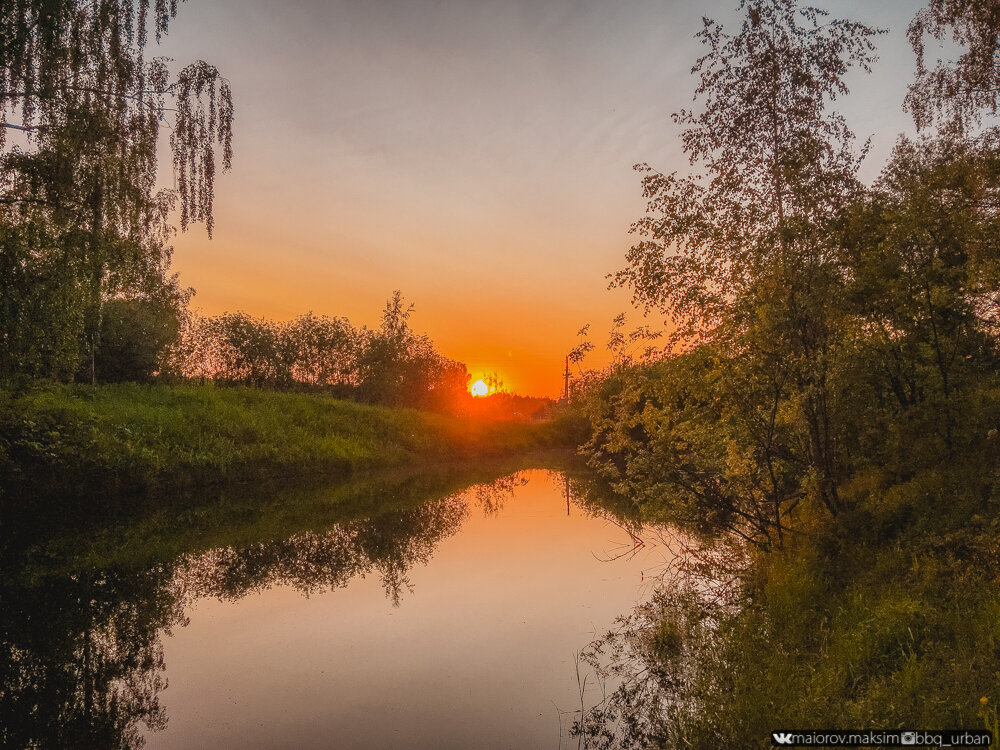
top-left (580, 435), bottom-right (1000, 748)
top-left (669, 461), bottom-right (1000, 747)
top-left (0, 382), bottom-right (583, 504)
top-left (574, 355), bottom-right (1000, 745)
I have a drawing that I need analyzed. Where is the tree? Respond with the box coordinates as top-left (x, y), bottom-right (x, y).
top-left (907, 0), bottom-right (1000, 130)
top-left (0, 1), bottom-right (233, 382)
top-left (208, 312), bottom-right (287, 387)
top-left (0, 215), bottom-right (85, 380)
top-left (284, 312), bottom-right (359, 388)
top-left (615, 0), bottom-right (878, 336)
top-left (94, 276), bottom-right (190, 383)
top-left (612, 0), bottom-right (880, 518)
top-left (836, 131), bottom-right (1000, 452)
top-left (357, 292), bottom-right (469, 409)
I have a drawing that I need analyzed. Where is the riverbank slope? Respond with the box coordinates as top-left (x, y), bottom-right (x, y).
top-left (0, 383), bottom-right (584, 503)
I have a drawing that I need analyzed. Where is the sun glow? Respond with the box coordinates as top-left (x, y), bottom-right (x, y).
top-left (470, 379), bottom-right (490, 397)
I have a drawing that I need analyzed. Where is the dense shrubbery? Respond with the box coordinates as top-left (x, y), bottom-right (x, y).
top-left (4, 274), bottom-right (475, 412)
top-left (169, 310), bottom-right (355, 390)
top-left (575, 435), bottom-right (1000, 749)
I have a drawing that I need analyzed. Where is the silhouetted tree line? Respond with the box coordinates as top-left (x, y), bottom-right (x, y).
top-left (164, 291), bottom-right (471, 409)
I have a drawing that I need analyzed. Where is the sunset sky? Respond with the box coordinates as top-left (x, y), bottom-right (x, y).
top-left (157, 0), bottom-right (921, 396)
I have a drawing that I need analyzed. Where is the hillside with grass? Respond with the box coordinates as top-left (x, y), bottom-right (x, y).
top-left (0, 383), bottom-right (583, 506)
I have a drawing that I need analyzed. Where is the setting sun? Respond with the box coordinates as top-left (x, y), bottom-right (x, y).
top-left (469, 379), bottom-right (490, 397)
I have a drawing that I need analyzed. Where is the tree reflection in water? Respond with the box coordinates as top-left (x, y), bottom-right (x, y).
top-left (171, 492), bottom-right (468, 608)
top-left (473, 471), bottom-right (529, 516)
top-left (1, 469), bottom-right (582, 748)
top-left (0, 568), bottom-right (178, 750)
top-left (565, 528), bottom-right (745, 750)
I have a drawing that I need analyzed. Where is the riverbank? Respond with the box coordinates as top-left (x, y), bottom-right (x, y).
top-left (579, 424), bottom-right (1000, 747)
top-left (0, 383), bottom-right (585, 506)
top-left (675, 457), bottom-right (1000, 746)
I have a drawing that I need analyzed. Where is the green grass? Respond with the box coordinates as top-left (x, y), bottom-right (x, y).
top-left (0, 382), bottom-right (583, 503)
top-left (631, 458), bottom-right (1000, 749)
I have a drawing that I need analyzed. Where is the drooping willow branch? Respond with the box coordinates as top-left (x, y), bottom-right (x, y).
top-left (0, 1), bottom-right (234, 236)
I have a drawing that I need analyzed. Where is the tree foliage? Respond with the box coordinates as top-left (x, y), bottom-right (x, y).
top-left (581, 0), bottom-right (1000, 548)
top-left (603, 0), bottom-right (882, 525)
top-left (95, 276), bottom-right (190, 383)
top-left (356, 291), bottom-right (469, 409)
top-left (0, 0), bottom-right (233, 232)
top-left (165, 293), bottom-right (470, 411)
top-left (0, 0), bottom-right (233, 382)
top-left (614, 0), bottom-right (879, 339)
top-left (907, 0), bottom-right (1000, 130)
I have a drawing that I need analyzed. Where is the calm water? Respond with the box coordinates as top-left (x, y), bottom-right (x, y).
top-left (3, 468), bottom-right (674, 749)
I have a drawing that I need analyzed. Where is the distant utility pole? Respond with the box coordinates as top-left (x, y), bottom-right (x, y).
top-left (563, 355), bottom-right (570, 402)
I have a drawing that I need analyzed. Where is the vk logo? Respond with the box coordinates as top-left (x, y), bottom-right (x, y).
top-left (772, 733), bottom-right (795, 745)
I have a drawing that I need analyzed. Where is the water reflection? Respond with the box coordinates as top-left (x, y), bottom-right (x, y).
top-left (173, 493), bottom-right (468, 607)
top-left (2, 467), bottom-right (660, 749)
top-left (0, 568), bottom-right (177, 749)
top-left (474, 471), bottom-right (530, 516)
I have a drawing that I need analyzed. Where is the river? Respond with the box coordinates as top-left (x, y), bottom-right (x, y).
top-left (2, 466), bottom-right (676, 749)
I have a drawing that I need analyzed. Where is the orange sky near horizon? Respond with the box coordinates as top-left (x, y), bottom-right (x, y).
top-left (156, 0), bottom-right (920, 397)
